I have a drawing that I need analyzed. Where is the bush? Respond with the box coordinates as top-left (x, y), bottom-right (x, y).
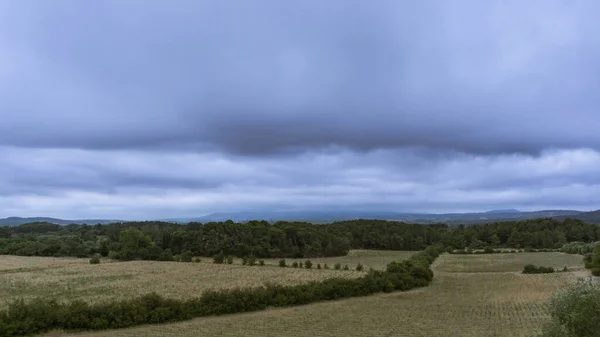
top-left (89, 255), bottom-right (100, 264)
top-left (334, 263), bottom-right (341, 270)
top-left (278, 259), bottom-right (286, 267)
top-left (299, 262), bottom-right (303, 268)
top-left (323, 264), bottom-right (329, 270)
top-left (523, 264), bottom-right (555, 274)
top-left (291, 261), bottom-right (299, 268)
top-left (226, 256), bottom-right (234, 264)
top-left (304, 260), bottom-right (312, 269)
top-left (343, 264), bottom-right (349, 271)
top-left (213, 252), bottom-right (225, 264)
top-left (592, 268), bottom-right (600, 277)
top-left (258, 260), bottom-right (265, 266)
top-left (356, 263), bottom-right (364, 271)
top-left (194, 257), bottom-right (201, 263)
top-left (483, 246), bottom-right (494, 254)
top-left (180, 251), bottom-right (193, 262)
top-left (247, 256), bottom-right (257, 266)
top-left (241, 257), bottom-right (248, 265)
top-left (539, 280), bottom-right (600, 337)
top-left (317, 263), bottom-right (321, 269)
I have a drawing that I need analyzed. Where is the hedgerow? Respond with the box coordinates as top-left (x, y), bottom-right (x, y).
top-left (0, 245), bottom-right (444, 337)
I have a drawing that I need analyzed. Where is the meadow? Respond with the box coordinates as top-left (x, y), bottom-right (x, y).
top-left (59, 252), bottom-right (590, 337)
top-left (0, 251), bottom-right (408, 310)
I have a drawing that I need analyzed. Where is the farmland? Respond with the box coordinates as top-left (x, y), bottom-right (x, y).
top-left (61, 252), bottom-right (590, 337)
top-left (0, 250), bottom-right (411, 311)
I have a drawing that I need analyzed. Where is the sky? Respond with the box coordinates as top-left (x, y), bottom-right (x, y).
top-left (1, 0), bottom-right (600, 220)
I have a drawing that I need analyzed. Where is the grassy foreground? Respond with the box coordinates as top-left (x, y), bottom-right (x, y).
top-left (65, 252), bottom-right (590, 337)
top-left (0, 249), bottom-right (434, 336)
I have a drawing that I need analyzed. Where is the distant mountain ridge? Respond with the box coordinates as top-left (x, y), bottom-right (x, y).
top-left (0, 217), bottom-right (120, 226)
top-left (2, 209), bottom-right (598, 227)
top-left (159, 209), bottom-right (586, 224)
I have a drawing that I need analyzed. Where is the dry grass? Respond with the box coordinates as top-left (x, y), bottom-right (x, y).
top-left (260, 250), bottom-right (415, 270)
top-left (63, 252), bottom-right (591, 337)
top-left (433, 252), bottom-right (584, 273)
top-left (0, 257), bottom-right (364, 310)
top-left (0, 255), bottom-right (88, 271)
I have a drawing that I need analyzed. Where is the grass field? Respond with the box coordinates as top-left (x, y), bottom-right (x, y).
top-left (0, 255), bottom-right (366, 310)
top-left (0, 250), bottom-right (413, 310)
top-left (60, 252), bottom-right (592, 337)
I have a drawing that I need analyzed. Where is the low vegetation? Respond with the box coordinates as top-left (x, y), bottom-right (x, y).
top-left (0, 246), bottom-right (443, 336)
top-left (539, 279), bottom-right (600, 337)
top-left (71, 252), bottom-right (588, 337)
top-left (522, 264), bottom-right (555, 274)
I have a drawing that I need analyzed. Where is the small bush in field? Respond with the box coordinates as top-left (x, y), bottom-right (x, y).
top-left (323, 264), bottom-right (329, 270)
top-left (89, 255), bottom-right (100, 264)
top-left (259, 260), bottom-right (265, 266)
top-left (334, 263), bottom-right (341, 270)
top-left (279, 259), bottom-right (286, 267)
top-left (343, 264), bottom-right (349, 270)
top-left (356, 263), bottom-right (364, 271)
top-left (226, 256), bottom-right (234, 264)
top-left (291, 261), bottom-right (299, 268)
top-left (304, 260), bottom-right (313, 269)
top-left (317, 263), bottom-right (321, 269)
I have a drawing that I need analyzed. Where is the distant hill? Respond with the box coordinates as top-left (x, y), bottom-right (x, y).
top-left (0, 217), bottom-right (119, 226)
top-left (554, 209), bottom-right (600, 224)
top-left (162, 209), bottom-right (584, 225)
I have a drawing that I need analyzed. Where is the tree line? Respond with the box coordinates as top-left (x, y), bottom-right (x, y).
top-left (0, 218), bottom-right (598, 261)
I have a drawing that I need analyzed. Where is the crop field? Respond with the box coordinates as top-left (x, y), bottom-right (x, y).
top-left (261, 249), bottom-right (416, 270)
top-left (63, 252), bottom-right (592, 337)
top-left (0, 255), bottom-right (365, 310)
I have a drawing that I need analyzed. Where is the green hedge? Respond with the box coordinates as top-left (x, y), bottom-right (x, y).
top-left (522, 264), bottom-right (555, 274)
top-left (0, 245), bottom-right (444, 337)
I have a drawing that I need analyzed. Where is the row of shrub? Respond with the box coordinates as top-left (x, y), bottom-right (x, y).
top-left (0, 245), bottom-right (444, 336)
top-left (522, 264), bottom-right (555, 274)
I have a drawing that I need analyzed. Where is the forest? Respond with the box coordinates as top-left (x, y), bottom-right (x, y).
top-left (0, 217), bottom-right (598, 261)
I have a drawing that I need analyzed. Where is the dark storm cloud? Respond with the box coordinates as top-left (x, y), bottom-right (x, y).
top-left (1, 1), bottom-right (600, 155)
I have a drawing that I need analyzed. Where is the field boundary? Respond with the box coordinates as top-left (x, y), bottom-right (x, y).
top-left (0, 246), bottom-right (443, 337)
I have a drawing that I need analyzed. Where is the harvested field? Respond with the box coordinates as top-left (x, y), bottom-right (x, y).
top-left (0, 256), bottom-right (362, 310)
top-left (434, 252), bottom-right (584, 273)
top-left (62, 252), bottom-right (591, 337)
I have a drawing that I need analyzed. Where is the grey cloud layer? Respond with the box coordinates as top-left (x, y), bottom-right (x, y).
top-left (2, 1), bottom-right (600, 218)
top-left (2, 1), bottom-right (600, 154)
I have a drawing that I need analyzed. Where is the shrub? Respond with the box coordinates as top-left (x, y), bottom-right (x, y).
top-left (226, 256), bottom-right (234, 264)
top-left (539, 280), bottom-right (600, 337)
top-left (592, 268), bottom-right (600, 277)
top-left (241, 257), bottom-right (248, 265)
top-left (180, 251), bottom-right (193, 262)
top-left (247, 256), bottom-right (257, 266)
top-left (523, 264), bottom-right (554, 274)
top-left (317, 263), bottom-right (321, 269)
top-left (194, 257), bottom-right (201, 263)
top-left (323, 264), bottom-right (329, 270)
top-left (291, 261), bottom-right (299, 268)
top-left (334, 263), bottom-right (341, 270)
top-left (483, 246), bottom-right (494, 254)
top-left (299, 262), bottom-right (303, 268)
top-left (356, 263), bottom-right (364, 271)
top-left (213, 252), bottom-right (225, 264)
top-left (304, 260), bottom-right (312, 269)
top-left (89, 255), bottom-right (100, 264)
top-left (258, 260), bottom-right (265, 266)
top-left (343, 264), bottom-right (349, 271)
top-left (278, 259), bottom-right (286, 267)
